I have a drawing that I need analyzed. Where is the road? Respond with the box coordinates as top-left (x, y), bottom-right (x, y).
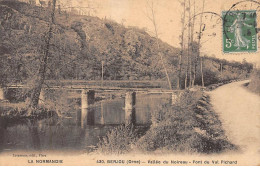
top-left (209, 80), bottom-right (260, 155)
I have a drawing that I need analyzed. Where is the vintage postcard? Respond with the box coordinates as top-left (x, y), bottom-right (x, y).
top-left (0, 0), bottom-right (259, 166)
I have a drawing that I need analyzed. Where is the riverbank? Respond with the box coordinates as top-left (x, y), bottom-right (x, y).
top-left (94, 87), bottom-right (237, 155)
top-left (0, 89), bottom-right (124, 120)
top-left (0, 101), bottom-right (56, 120)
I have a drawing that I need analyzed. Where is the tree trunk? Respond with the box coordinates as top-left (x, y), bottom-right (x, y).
top-left (198, 0), bottom-right (205, 87)
top-left (187, 0), bottom-right (191, 88)
top-left (191, 0), bottom-right (196, 87)
top-left (28, 0), bottom-right (56, 112)
top-left (200, 56), bottom-right (204, 87)
top-left (185, 71), bottom-right (187, 89)
top-left (177, 0), bottom-right (186, 90)
top-left (149, 1), bottom-right (172, 90)
top-left (192, 60), bottom-right (197, 87)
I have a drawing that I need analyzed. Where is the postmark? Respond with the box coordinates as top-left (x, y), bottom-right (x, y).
top-left (223, 10), bottom-right (257, 53)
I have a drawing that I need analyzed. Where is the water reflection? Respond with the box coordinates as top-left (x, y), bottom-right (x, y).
top-left (27, 120), bottom-right (41, 150)
top-left (80, 108), bottom-right (95, 128)
top-left (0, 93), bottom-right (171, 153)
top-left (100, 101), bottom-right (104, 125)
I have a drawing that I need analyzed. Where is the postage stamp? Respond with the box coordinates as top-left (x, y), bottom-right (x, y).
top-left (223, 10), bottom-right (257, 53)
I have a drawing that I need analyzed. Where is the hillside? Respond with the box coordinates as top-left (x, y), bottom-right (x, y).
top-left (0, 1), bottom-right (253, 89)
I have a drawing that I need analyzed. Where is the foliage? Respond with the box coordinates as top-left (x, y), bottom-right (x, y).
top-left (95, 125), bottom-right (137, 155)
top-left (136, 90), bottom-right (202, 152)
top-left (0, 1), bottom-right (253, 90)
top-left (94, 90), bottom-right (236, 154)
top-left (248, 69), bottom-right (260, 95)
top-left (136, 91), bottom-right (236, 153)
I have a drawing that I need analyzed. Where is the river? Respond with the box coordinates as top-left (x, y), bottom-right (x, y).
top-left (0, 93), bottom-right (171, 154)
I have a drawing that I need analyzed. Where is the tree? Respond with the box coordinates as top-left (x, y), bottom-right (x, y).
top-left (177, 0), bottom-right (186, 90)
top-left (185, 0), bottom-right (192, 89)
top-left (198, 0), bottom-right (205, 87)
top-left (145, 0), bottom-right (172, 90)
top-left (28, 0), bottom-right (57, 113)
top-left (190, 0), bottom-right (196, 87)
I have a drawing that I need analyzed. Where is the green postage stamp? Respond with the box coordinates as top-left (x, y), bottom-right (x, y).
top-left (223, 10), bottom-right (257, 53)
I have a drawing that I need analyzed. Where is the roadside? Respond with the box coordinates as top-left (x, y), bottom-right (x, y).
top-left (209, 80), bottom-right (260, 155)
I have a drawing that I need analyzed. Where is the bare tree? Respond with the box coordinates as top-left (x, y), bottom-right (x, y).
top-left (190, 0), bottom-right (196, 87)
top-left (198, 0), bottom-right (205, 87)
top-left (145, 0), bottom-right (172, 90)
top-left (177, 0), bottom-right (186, 90)
top-left (185, 0), bottom-right (192, 89)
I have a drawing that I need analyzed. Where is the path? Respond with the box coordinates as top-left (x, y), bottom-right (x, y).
top-left (209, 80), bottom-right (260, 154)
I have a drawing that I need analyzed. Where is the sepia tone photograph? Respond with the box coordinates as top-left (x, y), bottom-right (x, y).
top-left (0, 0), bottom-right (259, 166)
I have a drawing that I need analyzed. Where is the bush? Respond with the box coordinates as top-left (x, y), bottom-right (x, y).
top-left (136, 90), bottom-right (203, 153)
top-left (248, 69), bottom-right (260, 95)
top-left (95, 125), bottom-right (137, 155)
top-left (136, 90), bottom-right (236, 153)
top-left (94, 90), bottom-right (236, 155)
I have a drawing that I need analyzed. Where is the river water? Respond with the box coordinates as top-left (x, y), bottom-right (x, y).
top-left (0, 93), bottom-right (171, 154)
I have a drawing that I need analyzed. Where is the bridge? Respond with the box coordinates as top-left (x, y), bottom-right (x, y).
top-left (5, 84), bottom-right (177, 93)
top-left (0, 82), bottom-right (182, 126)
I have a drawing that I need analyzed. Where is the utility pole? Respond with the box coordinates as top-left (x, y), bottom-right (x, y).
top-left (101, 61), bottom-right (104, 87)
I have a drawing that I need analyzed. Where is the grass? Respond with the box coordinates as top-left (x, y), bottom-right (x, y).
top-left (94, 89), bottom-right (237, 155)
top-left (136, 91), bottom-right (236, 153)
top-left (135, 90), bottom-right (203, 153)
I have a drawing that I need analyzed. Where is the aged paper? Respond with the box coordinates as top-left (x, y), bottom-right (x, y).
top-left (0, 0), bottom-right (259, 166)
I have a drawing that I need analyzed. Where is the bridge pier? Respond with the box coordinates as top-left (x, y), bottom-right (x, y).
top-left (0, 87), bottom-right (5, 100)
top-left (125, 91), bottom-right (136, 125)
top-left (171, 92), bottom-right (178, 105)
top-left (81, 90), bottom-right (95, 127)
top-left (81, 90), bottom-right (95, 109)
top-left (100, 101), bottom-right (105, 125)
top-left (80, 108), bottom-right (95, 128)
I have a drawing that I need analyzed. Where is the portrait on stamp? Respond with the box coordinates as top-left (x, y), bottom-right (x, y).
top-left (223, 10), bottom-right (257, 53)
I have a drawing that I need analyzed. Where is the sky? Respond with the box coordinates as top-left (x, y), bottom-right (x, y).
top-left (59, 0), bottom-right (260, 65)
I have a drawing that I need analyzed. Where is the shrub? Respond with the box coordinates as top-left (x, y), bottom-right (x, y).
top-left (94, 90), bottom-right (236, 155)
top-left (248, 69), bottom-right (260, 95)
top-left (136, 90), bottom-right (236, 154)
top-left (136, 90), bottom-right (202, 153)
top-left (95, 125), bottom-right (137, 155)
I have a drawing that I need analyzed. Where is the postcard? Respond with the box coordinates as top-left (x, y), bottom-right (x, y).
top-left (0, 0), bottom-right (259, 166)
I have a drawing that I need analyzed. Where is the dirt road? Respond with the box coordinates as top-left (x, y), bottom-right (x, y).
top-left (209, 80), bottom-right (260, 154)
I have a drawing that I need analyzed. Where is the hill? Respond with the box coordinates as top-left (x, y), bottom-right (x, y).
top-left (0, 1), bottom-right (253, 89)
